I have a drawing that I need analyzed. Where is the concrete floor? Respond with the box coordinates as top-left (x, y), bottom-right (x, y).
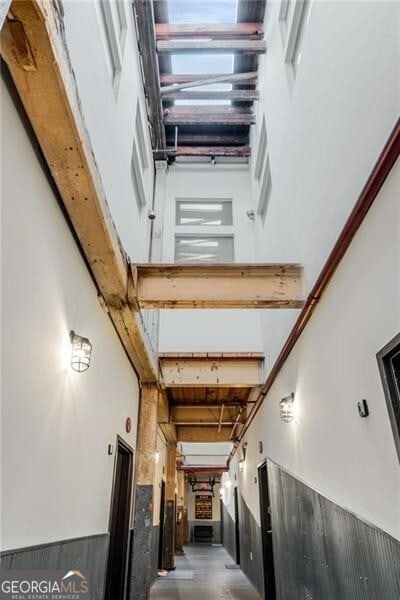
top-left (150, 544), bottom-right (262, 600)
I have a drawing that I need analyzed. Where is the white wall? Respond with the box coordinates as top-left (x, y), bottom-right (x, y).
top-left (250, 0), bottom-right (400, 373)
top-left (61, 0), bottom-right (154, 261)
top-left (159, 164), bottom-right (263, 352)
top-left (223, 159), bottom-right (400, 539)
top-left (1, 80), bottom-right (140, 550)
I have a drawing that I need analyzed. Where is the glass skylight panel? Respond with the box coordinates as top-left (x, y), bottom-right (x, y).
top-left (167, 0), bottom-right (237, 24)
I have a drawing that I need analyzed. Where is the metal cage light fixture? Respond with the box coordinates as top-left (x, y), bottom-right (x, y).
top-left (70, 330), bottom-right (92, 372)
top-left (280, 392), bottom-right (295, 423)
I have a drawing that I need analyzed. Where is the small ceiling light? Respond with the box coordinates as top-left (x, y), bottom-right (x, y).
top-left (280, 393), bottom-right (295, 423)
top-left (70, 330), bottom-right (92, 372)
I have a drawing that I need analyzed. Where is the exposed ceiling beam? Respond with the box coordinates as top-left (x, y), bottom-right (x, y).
top-left (166, 134), bottom-right (249, 146)
top-left (164, 110), bottom-right (255, 127)
top-left (155, 23), bottom-right (263, 40)
top-left (160, 71), bottom-right (258, 94)
top-left (160, 357), bottom-right (263, 388)
top-left (130, 263), bottom-right (304, 309)
top-left (162, 89), bottom-right (259, 101)
top-left (132, 0), bottom-right (166, 158)
top-left (160, 73), bottom-right (257, 86)
top-left (177, 426), bottom-right (233, 443)
top-left (171, 406), bottom-right (244, 425)
top-left (167, 146), bottom-right (251, 158)
top-left (1, 0), bottom-right (158, 382)
top-left (157, 40), bottom-right (266, 54)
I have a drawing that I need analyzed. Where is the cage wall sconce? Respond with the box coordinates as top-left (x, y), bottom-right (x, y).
top-left (70, 330), bottom-right (92, 372)
top-left (280, 392), bottom-right (295, 423)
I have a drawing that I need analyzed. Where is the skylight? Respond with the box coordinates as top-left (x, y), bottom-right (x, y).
top-left (167, 0), bottom-right (238, 105)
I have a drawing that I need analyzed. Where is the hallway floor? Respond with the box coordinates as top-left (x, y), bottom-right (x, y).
top-left (150, 545), bottom-right (261, 600)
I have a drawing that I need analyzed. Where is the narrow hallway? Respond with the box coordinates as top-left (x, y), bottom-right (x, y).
top-left (150, 545), bottom-right (261, 600)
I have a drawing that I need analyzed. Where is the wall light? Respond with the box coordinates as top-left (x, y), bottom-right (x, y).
top-left (70, 330), bottom-right (92, 372)
top-left (225, 480), bottom-right (231, 490)
top-left (155, 451), bottom-right (160, 464)
top-left (280, 393), bottom-right (295, 423)
top-left (238, 459), bottom-right (245, 473)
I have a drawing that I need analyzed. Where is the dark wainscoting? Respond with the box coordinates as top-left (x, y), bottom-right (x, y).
top-left (150, 524), bottom-right (160, 582)
top-left (221, 503), bottom-right (236, 562)
top-left (237, 493), bottom-right (264, 597)
top-left (268, 459), bottom-right (400, 600)
top-left (0, 533), bottom-right (109, 599)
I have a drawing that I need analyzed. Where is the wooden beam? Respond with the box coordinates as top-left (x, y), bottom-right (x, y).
top-left (130, 264), bottom-right (304, 309)
top-left (177, 426), bottom-right (233, 443)
top-left (132, 0), bottom-right (166, 157)
top-left (160, 73), bottom-right (257, 86)
top-left (159, 423), bottom-right (177, 444)
top-left (160, 71), bottom-right (258, 94)
top-left (162, 89), bottom-right (259, 101)
top-left (167, 146), bottom-right (251, 157)
top-left (157, 40), bottom-right (266, 55)
top-left (1, 1), bottom-right (158, 382)
top-left (164, 109), bottom-right (255, 127)
top-left (160, 357), bottom-right (264, 388)
top-left (155, 23), bottom-right (263, 40)
top-left (166, 134), bottom-right (249, 146)
top-left (171, 405), bottom-right (244, 425)
top-left (158, 389), bottom-right (170, 423)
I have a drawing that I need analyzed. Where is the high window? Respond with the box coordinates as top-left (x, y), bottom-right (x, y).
top-left (131, 139), bottom-right (146, 210)
top-left (99, 0), bottom-right (126, 88)
top-left (135, 101), bottom-right (149, 172)
top-left (257, 158), bottom-right (272, 224)
top-left (279, 0), bottom-right (312, 76)
top-left (175, 235), bottom-right (234, 263)
top-left (176, 200), bottom-right (233, 226)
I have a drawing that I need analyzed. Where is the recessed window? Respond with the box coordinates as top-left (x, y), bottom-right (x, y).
top-left (175, 235), bottom-right (234, 263)
top-left (135, 101), bottom-right (149, 171)
top-left (279, 0), bottom-right (312, 75)
top-left (131, 139), bottom-right (146, 210)
top-left (99, 0), bottom-right (123, 83)
top-left (176, 200), bottom-right (233, 226)
top-left (254, 115), bottom-right (267, 180)
top-left (257, 157), bottom-right (272, 224)
top-left (377, 333), bottom-right (400, 463)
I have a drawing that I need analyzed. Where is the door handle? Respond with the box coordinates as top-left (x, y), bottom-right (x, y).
top-left (267, 529), bottom-right (272, 533)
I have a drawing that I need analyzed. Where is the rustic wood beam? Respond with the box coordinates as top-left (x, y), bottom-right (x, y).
top-left (155, 23), bottom-right (263, 40)
top-left (160, 356), bottom-right (264, 388)
top-left (176, 426), bottom-right (233, 442)
top-left (166, 134), bottom-right (249, 146)
top-left (171, 406), bottom-right (244, 425)
top-left (160, 71), bottom-right (258, 94)
top-left (159, 423), bottom-right (177, 444)
top-left (157, 40), bottom-right (266, 55)
top-left (132, 0), bottom-right (166, 157)
top-left (160, 73), bottom-right (257, 86)
top-left (162, 89), bottom-right (259, 101)
top-left (164, 110), bottom-right (255, 127)
top-left (167, 146), bottom-right (251, 157)
top-left (1, 0), bottom-right (158, 382)
top-left (130, 264), bottom-right (304, 309)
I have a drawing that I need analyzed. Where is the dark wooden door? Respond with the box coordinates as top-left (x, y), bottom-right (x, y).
top-left (105, 437), bottom-right (133, 600)
top-left (158, 480), bottom-right (166, 569)
top-left (258, 462), bottom-right (276, 599)
top-left (233, 486), bottom-right (240, 565)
